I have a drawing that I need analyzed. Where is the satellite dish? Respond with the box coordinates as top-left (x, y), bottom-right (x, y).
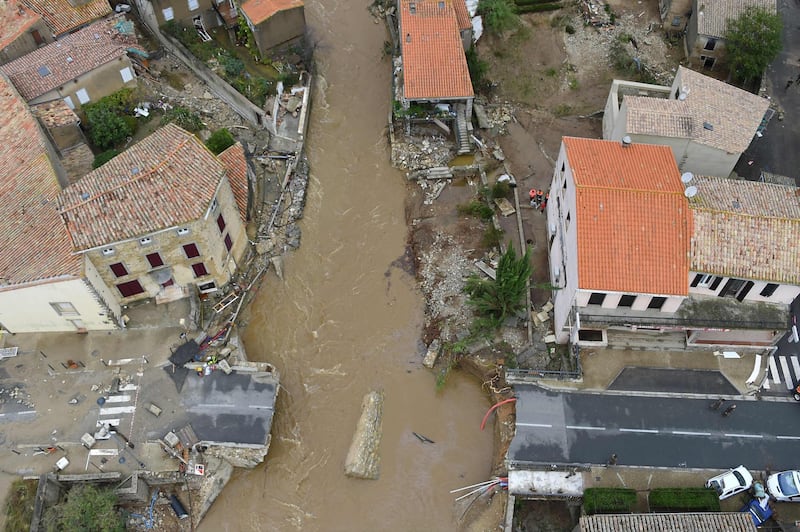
top-left (684, 186), bottom-right (698, 198)
top-left (681, 172), bottom-right (694, 184)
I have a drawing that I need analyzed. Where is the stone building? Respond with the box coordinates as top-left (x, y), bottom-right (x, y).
top-left (0, 0), bottom-right (54, 64)
top-left (58, 123), bottom-right (250, 305)
top-left (240, 0), bottom-right (306, 56)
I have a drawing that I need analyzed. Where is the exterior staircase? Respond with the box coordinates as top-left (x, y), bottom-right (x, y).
top-left (454, 104), bottom-right (472, 155)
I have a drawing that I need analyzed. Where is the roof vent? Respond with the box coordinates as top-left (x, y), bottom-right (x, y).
top-left (680, 172), bottom-right (694, 185)
top-left (703, 121), bottom-right (714, 131)
top-left (732, 200), bottom-right (741, 210)
top-left (37, 65), bottom-right (51, 77)
top-left (80, 192), bottom-right (90, 200)
top-left (409, 2), bottom-right (415, 13)
top-left (684, 185), bottom-right (698, 198)
top-left (438, 0), bottom-right (444, 7)
top-left (405, 32), bottom-right (411, 43)
top-left (66, 56), bottom-right (73, 63)
top-left (131, 166), bottom-right (140, 175)
top-left (621, 135), bottom-right (632, 147)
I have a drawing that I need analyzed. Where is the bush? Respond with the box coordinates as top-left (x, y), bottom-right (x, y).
top-left (466, 46), bottom-right (489, 92)
top-left (5, 479), bottom-right (37, 532)
top-left (517, 2), bottom-right (561, 13)
top-left (44, 484), bottom-right (123, 532)
top-left (478, 0), bottom-right (520, 34)
top-left (483, 225), bottom-right (504, 248)
top-left (648, 488), bottom-right (720, 512)
top-left (465, 244), bottom-right (532, 330)
top-left (160, 106), bottom-right (204, 133)
top-left (85, 106), bottom-right (132, 150)
top-left (457, 200), bottom-right (494, 220)
top-left (93, 149), bottom-right (121, 169)
top-left (219, 52), bottom-right (245, 78)
top-left (583, 487), bottom-right (637, 515)
top-left (206, 128), bottom-right (236, 155)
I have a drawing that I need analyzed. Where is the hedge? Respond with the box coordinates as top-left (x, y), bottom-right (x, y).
top-left (515, 0), bottom-right (561, 6)
top-left (517, 2), bottom-right (562, 13)
top-left (648, 488), bottom-right (720, 512)
top-left (583, 488), bottom-right (637, 515)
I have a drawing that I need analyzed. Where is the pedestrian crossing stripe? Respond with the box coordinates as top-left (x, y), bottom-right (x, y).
top-left (780, 357), bottom-right (793, 389)
top-left (769, 356), bottom-right (781, 385)
top-left (766, 354), bottom-right (800, 390)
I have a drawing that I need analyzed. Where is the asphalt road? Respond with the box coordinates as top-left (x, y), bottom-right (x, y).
top-left (734, 0), bottom-right (800, 181)
top-left (509, 384), bottom-right (800, 470)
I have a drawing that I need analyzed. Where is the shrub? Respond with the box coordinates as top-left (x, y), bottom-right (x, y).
top-left (160, 106), bottom-right (204, 132)
top-left (44, 484), bottom-right (123, 532)
top-left (483, 225), bottom-right (504, 248)
top-left (93, 149), bottom-right (121, 169)
top-left (457, 200), bottom-right (494, 220)
top-left (491, 181), bottom-right (511, 199)
top-left (85, 106), bottom-right (132, 150)
top-left (206, 128), bottom-right (236, 155)
top-left (465, 244), bottom-right (532, 330)
top-left (517, 2), bottom-right (561, 13)
top-left (478, 0), bottom-right (520, 34)
top-left (466, 46), bottom-right (490, 93)
top-left (4, 479), bottom-right (37, 532)
top-left (583, 487), bottom-right (637, 515)
top-left (648, 488), bottom-right (720, 512)
top-left (219, 52), bottom-right (245, 78)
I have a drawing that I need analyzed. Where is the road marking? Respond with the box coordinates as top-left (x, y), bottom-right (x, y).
top-left (769, 356), bottom-right (781, 385)
top-left (672, 431), bottom-right (711, 436)
top-left (517, 422), bottom-right (554, 428)
top-left (106, 358), bottom-right (143, 366)
top-left (96, 419), bottom-right (120, 427)
top-left (724, 433), bottom-right (763, 439)
top-left (104, 395), bottom-right (131, 403)
top-left (196, 403), bottom-right (231, 409)
top-left (776, 435), bottom-right (800, 440)
top-left (248, 405), bottom-right (274, 410)
top-left (792, 356), bottom-right (800, 384)
top-left (119, 384), bottom-right (138, 392)
top-left (0, 410), bottom-right (35, 417)
top-left (780, 356), bottom-right (793, 389)
top-left (99, 406), bottom-right (135, 416)
top-left (89, 449), bottom-right (119, 456)
top-left (566, 425), bottom-right (605, 431)
top-left (619, 428), bottom-right (659, 434)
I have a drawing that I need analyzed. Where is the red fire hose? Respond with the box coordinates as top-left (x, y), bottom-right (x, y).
top-left (480, 398), bottom-right (517, 431)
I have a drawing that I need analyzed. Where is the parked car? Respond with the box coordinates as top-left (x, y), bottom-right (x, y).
top-left (767, 470), bottom-right (800, 501)
top-left (706, 466), bottom-right (754, 499)
top-left (741, 497), bottom-right (774, 527)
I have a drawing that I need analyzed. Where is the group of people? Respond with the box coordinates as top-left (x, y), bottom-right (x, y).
top-left (529, 189), bottom-right (548, 213)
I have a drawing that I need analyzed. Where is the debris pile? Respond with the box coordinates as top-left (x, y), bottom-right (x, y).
top-left (391, 134), bottom-right (453, 170)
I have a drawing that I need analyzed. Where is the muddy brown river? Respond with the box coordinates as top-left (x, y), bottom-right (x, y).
top-left (197, 1), bottom-right (494, 530)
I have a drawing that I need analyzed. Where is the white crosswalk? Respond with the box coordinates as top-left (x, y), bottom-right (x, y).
top-left (765, 355), bottom-right (800, 390)
top-left (96, 385), bottom-right (137, 431)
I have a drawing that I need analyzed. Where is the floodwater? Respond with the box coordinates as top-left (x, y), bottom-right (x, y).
top-left (196, 0), bottom-right (494, 530)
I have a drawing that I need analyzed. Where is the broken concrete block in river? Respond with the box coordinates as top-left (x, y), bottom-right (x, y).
top-left (344, 390), bottom-right (384, 480)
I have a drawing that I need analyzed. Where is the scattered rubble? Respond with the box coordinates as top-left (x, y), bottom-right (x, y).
top-left (391, 133), bottom-right (453, 170)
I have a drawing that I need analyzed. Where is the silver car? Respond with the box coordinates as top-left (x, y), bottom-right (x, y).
top-left (766, 470), bottom-right (800, 502)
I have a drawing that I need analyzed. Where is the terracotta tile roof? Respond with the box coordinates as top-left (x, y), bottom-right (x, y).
top-left (624, 67), bottom-right (769, 154)
top-left (580, 512), bottom-right (756, 532)
top-left (22, 0), bottom-right (111, 37)
top-left (218, 142), bottom-right (249, 221)
top-left (31, 98), bottom-right (78, 127)
top-left (453, 0), bottom-right (471, 31)
top-left (399, 0), bottom-right (473, 100)
top-left (563, 137), bottom-right (691, 295)
top-left (697, 0), bottom-right (775, 39)
top-left (58, 124), bottom-right (228, 251)
top-left (689, 176), bottom-right (800, 284)
top-left (0, 0), bottom-right (42, 53)
top-left (1, 18), bottom-right (135, 101)
top-left (0, 73), bottom-right (80, 286)
top-left (241, 0), bottom-right (303, 25)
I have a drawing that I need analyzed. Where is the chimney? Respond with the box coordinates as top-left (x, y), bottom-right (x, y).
top-left (621, 135), bottom-right (632, 148)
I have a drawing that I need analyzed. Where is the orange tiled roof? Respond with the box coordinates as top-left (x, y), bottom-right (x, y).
top-left (0, 72), bottom-right (81, 286)
top-left (399, 0), bottom-right (473, 100)
top-left (241, 0), bottom-right (303, 25)
top-left (58, 124), bottom-right (228, 251)
top-left (0, 0), bottom-right (42, 53)
top-left (22, 0), bottom-right (110, 37)
top-left (453, 0), bottom-right (471, 31)
top-left (31, 98), bottom-right (79, 127)
top-left (1, 18), bottom-right (136, 101)
top-left (218, 142), bottom-right (249, 222)
top-left (563, 137), bottom-right (691, 296)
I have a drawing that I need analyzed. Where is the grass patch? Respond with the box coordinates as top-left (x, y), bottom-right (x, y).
top-left (545, 67), bottom-right (558, 76)
top-left (5, 479), bottom-right (37, 532)
top-left (648, 488), bottom-right (720, 512)
top-left (458, 200), bottom-right (494, 221)
top-left (554, 103), bottom-right (572, 117)
top-left (517, 3), bottom-right (562, 13)
top-left (483, 226), bottom-right (504, 248)
top-left (583, 487), bottom-right (637, 515)
top-left (568, 76), bottom-right (579, 90)
top-left (160, 70), bottom-right (185, 91)
top-left (608, 40), bottom-right (659, 84)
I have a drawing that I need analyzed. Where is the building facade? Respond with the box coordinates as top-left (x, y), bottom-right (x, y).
top-left (241, 0), bottom-right (306, 55)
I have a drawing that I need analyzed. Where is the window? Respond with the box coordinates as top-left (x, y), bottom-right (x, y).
top-left (704, 38), bottom-right (716, 51)
top-left (198, 281), bottom-right (217, 293)
top-left (188, 0), bottom-right (199, 9)
top-left (162, 7), bottom-right (174, 20)
top-left (210, 198), bottom-right (218, 212)
top-left (192, 262), bottom-right (209, 277)
top-left (63, 95), bottom-right (75, 109)
top-left (50, 302), bottom-right (79, 316)
top-left (177, 228), bottom-right (190, 236)
top-left (183, 243), bottom-right (200, 258)
top-left (702, 56), bottom-right (715, 69)
top-left (719, 278), bottom-right (754, 300)
top-left (139, 237), bottom-right (152, 246)
top-left (224, 233), bottom-right (233, 251)
top-left (618, 294), bottom-right (636, 307)
top-left (75, 88), bottom-right (90, 104)
top-left (588, 293), bottom-right (606, 306)
top-left (760, 283), bottom-right (779, 297)
top-left (101, 247), bottom-right (115, 256)
top-left (120, 66), bottom-right (134, 83)
top-left (216, 214), bottom-right (226, 232)
top-left (648, 296), bottom-right (667, 310)
top-left (146, 252), bottom-right (164, 268)
top-left (565, 212), bottom-right (571, 231)
top-left (117, 280), bottom-right (145, 297)
top-left (110, 262), bottom-right (128, 277)
top-left (31, 29), bottom-right (44, 45)
top-left (691, 274), bottom-right (718, 288)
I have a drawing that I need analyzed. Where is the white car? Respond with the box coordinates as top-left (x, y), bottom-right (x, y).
top-left (706, 466), bottom-right (754, 499)
top-left (766, 470), bottom-right (800, 501)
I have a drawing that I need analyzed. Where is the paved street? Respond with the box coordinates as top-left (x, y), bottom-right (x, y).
top-left (510, 384), bottom-right (800, 471)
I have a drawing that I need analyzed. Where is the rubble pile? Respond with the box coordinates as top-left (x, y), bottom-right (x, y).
top-left (0, 386), bottom-right (33, 409)
top-left (391, 135), bottom-right (453, 170)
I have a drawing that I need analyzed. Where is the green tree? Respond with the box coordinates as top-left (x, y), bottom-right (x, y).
top-left (477, 0), bottom-right (520, 35)
top-left (465, 243), bottom-right (532, 333)
top-left (85, 105), bottom-right (132, 150)
top-left (206, 128), bottom-right (236, 155)
top-left (725, 7), bottom-right (781, 85)
top-left (45, 484), bottom-right (123, 532)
